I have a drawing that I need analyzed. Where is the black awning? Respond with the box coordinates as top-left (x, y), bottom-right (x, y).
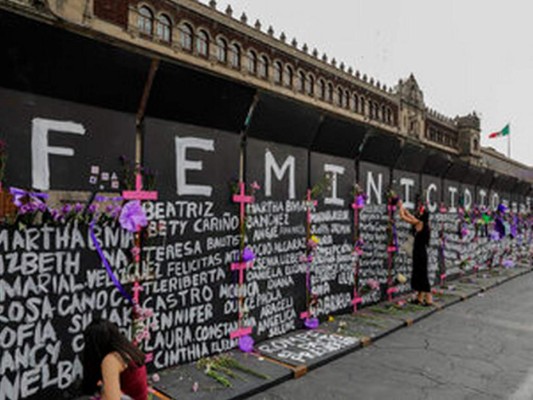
top-left (0, 9), bottom-right (151, 113)
top-left (359, 130), bottom-right (402, 167)
top-left (246, 91), bottom-right (322, 147)
top-left (421, 150), bottom-right (452, 177)
top-left (394, 141), bottom-right (430, 173)
top-left (310, 115), bottom-right (366, 158)
top-left (145, 61), bottom-right (256, 133)
top-left (445, 158), bottom-right (470, 182)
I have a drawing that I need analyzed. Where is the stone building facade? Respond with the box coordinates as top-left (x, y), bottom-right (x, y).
top-left (2, 0), bottom-right (531, 181)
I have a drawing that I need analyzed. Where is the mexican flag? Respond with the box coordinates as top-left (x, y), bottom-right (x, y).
top-left (488, 123), bottom-right (510, 139)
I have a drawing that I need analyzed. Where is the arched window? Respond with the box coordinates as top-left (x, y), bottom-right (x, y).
top-left (216, 37), bottom-right (227, 63)
top-left (374, 102), bottom-right (379, 119)
top-left (297, 71), bottom-right (305, 93)
top-left (196, 29), bottom-right (209, 57)
top-left (360, 97), bottom-right (366, 115)
top-left (247, 50), bottom-right (257, 75)
top-left (180, 23), bottom-right (193, 51)
top-left (138, 6), bottom-right (153, 35)
top-left (352, 94), bottom-right (359, 112)
top-left (386, 107), bottom-right (392, 124)
top-left (229, 43), bottom-right (240, 68)
top-left (156, 14), bottom-right (171, 42)
top-left (258, 55), bottom-right (268, 79)
top-left (344, 90), bottom-right (350, 109)
top-left (306, 75), bottom-right (314, 96)
top-left (283, 65), bottom-right (293, 88)
top-left (473, 138), bottom-right (479, 151)
top-left (318, 79), bottom-right (326, 100)
top-left (337, 87), bottom-right (344, 106)
top-left (381, 105), bottom-right (386, 121)
top-left (273, 61), bottom-right (282, 84)
top-left (327, 83), bottom-right (334, 103)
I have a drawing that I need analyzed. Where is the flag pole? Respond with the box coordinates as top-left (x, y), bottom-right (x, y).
top-left (507, 122), bottom-right (511, 159)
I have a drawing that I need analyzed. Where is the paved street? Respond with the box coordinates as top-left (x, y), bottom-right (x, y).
top-left (250, 272), bottom-right (533, 400)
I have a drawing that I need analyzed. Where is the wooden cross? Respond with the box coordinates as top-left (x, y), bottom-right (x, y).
top-left (352, 291), bottom-right (363, 312)
top-left (230, 326), bottom-right (252, 340)
top-left (232, 182), bottom-right (254, 222)
top-left (387, 287), bottom-right (397, 302)
top-left (122, 172), bottom-right (158, 201)
top-left (231, 260), bottom-right (253, 285)
top-left (440, 273), bottom-right (447, 286)
top-left (229, 259), bottom-right (254, 341)
top-left (132, 281), bottom-right (143, 305)
top-left (306, 189), bottom-right (318, 224)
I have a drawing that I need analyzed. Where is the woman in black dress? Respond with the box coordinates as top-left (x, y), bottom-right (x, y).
top-left (399, 201), bottom-right (433, 306)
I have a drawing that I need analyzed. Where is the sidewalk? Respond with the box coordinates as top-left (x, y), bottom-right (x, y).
top-left (153, 263), bottom-right (532, 400)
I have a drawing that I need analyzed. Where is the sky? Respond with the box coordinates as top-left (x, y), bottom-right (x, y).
top-left (200, 0), bottom-right (532, 166)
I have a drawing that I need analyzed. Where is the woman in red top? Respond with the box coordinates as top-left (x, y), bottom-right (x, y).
top-left (82, 319), bottom-right (148, 400)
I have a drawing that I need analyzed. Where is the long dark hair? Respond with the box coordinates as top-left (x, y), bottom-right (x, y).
top-left (82, 319), bottom-right (145, 394)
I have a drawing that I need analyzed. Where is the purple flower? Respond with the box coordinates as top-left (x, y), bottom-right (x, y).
top-left (356, 194), bottom-right (365, 208)
top-left (242, 247), bottom-right (255, 262)
top-left (304, 317), bottom-right (319, 330)
top-left (238, 335), bottom-right (255, 353)
top-left (88, 204), bottom-right (98, 214)
top-left (503, 259), bottom-right (514, 268)
top-left (490, 230), bottom-right (501, 241)
top-left (61, 204), bottom-right (72, 214)
top-left (119, 200), bottom-right (148, 232)
top-left (74, 203), bottom-right (84, 213)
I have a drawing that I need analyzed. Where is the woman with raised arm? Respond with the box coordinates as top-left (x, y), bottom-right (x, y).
top-left (398, 201), bottom-right (433, 306)
top-left (82, 319), bottom-right (148, 400)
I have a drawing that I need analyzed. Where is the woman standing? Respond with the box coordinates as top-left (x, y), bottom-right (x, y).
top-left (399, 201), bottom-right (433, 306)
top-left (82, 319), bottom-right (148, 400)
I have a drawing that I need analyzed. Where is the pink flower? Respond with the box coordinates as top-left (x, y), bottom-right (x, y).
top-left (251, 181), bottom-right (261, 190)
top-left (151, 373), bottom-right (160, 383)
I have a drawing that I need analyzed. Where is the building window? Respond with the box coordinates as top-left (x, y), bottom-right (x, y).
top-left (318, 79), bottom-right (326, 100)
top-left (229, 43), bottom-right (240, 68)
top-left (386, 107), bottom-right (392, 124)
top-left (337, 87), bottom-right (343, 106)
top-left (360, 97), bottom-right (366, 115)
top-left (369, 102), bottom-right (374, 119)
top-left (155, 14), bottom-right (171, 42)
top-left (381, 105), bottom-right (386, 121)
top-left (196, 29), bottom-right (209, 57)
top-left (273, 61), bottom-right (282, 84)
top-left (352, 94), bottom-right (359, 112)
top-left (306, 75), bottom-right (314, 96)
top-left (344, 90), bottom-right (350, 109)
top-left (247, 50), bottom-right (257, 75)
top-left (138, 6), bottom-right (153, 35)
top-left (216, 37), bottom-right (227, 63)
top-left (258, 55), bottom-right (268, 79)
top-left (473, 138), bottom-right (478, 151)
top-left (297, 71), bottom-right (305, 93)
top-left (180, 23), bottom-right (193, 50)
top-left (327, 83), bottom-right (334, 103)
top-left (283, 65), bottom-right (293, 88)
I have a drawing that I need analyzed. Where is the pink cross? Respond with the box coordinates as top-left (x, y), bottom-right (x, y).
top-left (306, 190), bottom-right (318, 223)
top-left (387, 287), bottom-right (398, 302)
top-left (231, 260), bottom-right (253, 285)
top-left (300, 311), bottom-right (310, 320)
top-left (233, 182), bottom-right (254, 222)
top-left (230, 326), bottom-right (252, 340)
top-left (132, 281), bottom-right (143, 305)
top-left (122, 172), bottom-right (158, 201)
top-left (352, 291), bottom-right (363, 312)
